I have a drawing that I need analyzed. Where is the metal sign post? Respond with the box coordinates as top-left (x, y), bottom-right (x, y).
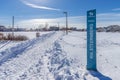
top-left (87, 9), bottom-right (97, 71)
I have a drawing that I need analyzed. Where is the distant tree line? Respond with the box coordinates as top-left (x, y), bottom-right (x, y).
top-left (0, 25), bottom-right (26, 32)
top-left (1, 25), bottom-right (120, 32)
top-left (0, 25), bottom-right (79, 31)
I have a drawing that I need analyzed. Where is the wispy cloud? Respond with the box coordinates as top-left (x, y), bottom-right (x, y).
top-left (16, 16), bottom-right (85, 29)
top-left (15, 13), bottom-right (120, 29)
top-left (112, 8), bottom-right (120, 11)
top-left (21, 1), bottom-right (60, 11)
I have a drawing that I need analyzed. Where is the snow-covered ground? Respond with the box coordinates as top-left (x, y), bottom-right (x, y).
top-left (97, 32), bottom-right (120, 80)
top-left (0, 31), bottom-right (119, 80)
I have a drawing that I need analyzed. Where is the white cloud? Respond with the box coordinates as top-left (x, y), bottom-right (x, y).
top-left (112, 8), bottom-right (120, 11)
top-left (16, 16), bottom-right (86, 29)
top-left (97, 13), bottom-right (120, 27)
top-left (21, 0), bottom-right (60, 11)
top-left (15, 12), bottom-right (120, 29)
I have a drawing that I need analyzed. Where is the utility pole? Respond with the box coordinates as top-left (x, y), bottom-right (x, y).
top-left (12, 16), bottom-right (14, 37)
top-left (63, 12), bottom-right (68, 35)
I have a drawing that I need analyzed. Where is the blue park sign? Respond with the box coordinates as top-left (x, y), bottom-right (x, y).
top-left (87, 9), bottom-right (97, 71)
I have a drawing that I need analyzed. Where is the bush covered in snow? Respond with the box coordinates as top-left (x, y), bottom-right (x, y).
top-left (97, 25), bottom-right (120, 32)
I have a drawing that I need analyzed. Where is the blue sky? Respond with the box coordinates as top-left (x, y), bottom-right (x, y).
top-left (1, 0), bottom-right (120, 28)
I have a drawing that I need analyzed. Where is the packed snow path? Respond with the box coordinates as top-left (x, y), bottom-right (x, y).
top-left (0, 31), bottom-right (119, 80)
top-left (0, 32), bottom-right (97, 80)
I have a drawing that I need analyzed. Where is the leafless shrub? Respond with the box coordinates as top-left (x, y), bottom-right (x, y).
top-left (0, 33), bottom-right (4, 40)
top-left (1, 33), bottom-right (28, 41)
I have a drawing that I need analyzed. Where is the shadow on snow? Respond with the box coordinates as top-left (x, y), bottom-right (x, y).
top-left (89, 70), bottom-right (112, 80)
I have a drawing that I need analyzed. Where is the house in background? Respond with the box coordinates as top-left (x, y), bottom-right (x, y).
top-left (49, 26), bottom-right (59, 31)
top-left (0, 25), bottom-right (6, 31)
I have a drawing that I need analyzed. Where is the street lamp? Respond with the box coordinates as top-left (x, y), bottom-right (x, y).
top-left (63, 12), bottom-right (68, 35)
